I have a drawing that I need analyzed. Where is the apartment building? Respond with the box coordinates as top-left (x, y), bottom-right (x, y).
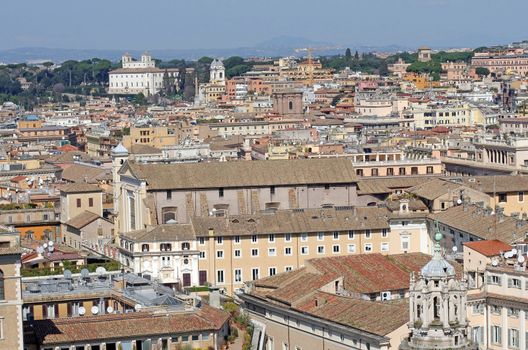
top-left (474, 135), bottom-right (528, 168)
top-left (405, 104), bottom-right (483, 129)
top-left (118, 203), bottom-right (431, 295)
top-left (21, 271), bottom-right (229, 350)
top-left (471, 50), bottom-right (528, 76)
top-left (0, 206), bottom-right (60, 241)
top-left (206, 119), bottom-right (303, 137)
top-left (122, 125), bottom-right (180, 150)
top-left (464, 240), bottom-right (528, 350)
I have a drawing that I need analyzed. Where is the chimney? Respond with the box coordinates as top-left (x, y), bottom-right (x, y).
top-left (209, 287), bottom-right (221, 309)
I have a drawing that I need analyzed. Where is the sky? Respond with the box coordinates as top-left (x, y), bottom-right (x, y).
top-left (2, 0), bottom-right (528, 50)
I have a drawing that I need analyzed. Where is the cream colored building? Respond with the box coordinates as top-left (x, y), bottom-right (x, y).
top-left (465, 240), bottom-right (528, 350)
top-left (0, 228), bottom-right (23, 350)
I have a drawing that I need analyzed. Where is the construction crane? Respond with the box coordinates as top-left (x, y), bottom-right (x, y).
top-left (294, 45), bottom-right (342, 86)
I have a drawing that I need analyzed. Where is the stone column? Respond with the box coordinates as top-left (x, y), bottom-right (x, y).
top-left (443, 294), bottom-right (449, 328)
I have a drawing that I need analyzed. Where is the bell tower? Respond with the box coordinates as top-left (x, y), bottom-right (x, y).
top-left (111, 143), bottom-right (129, 238)
top-left (400, 222), bottom-right (476, 350)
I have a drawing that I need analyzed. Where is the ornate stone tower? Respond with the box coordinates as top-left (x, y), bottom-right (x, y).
top-left (400, 224), bottom-right (476, 350)
top-left (209, 59), bottom-right (225, 84)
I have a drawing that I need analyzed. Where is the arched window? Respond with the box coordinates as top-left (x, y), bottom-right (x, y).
top-left (0, 270), bottom-right (4, 300)
top-left (288, 101), bottom-right (293, 110)
top-left (141, 244), bottom-right (149, 252)
top-left (161, 207), bottom-right (178, 224)
top-left (160, 243), bottom-right (172, 252)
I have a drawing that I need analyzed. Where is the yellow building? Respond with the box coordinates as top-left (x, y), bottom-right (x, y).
top-left (122, 125), bottom-right (180, 150)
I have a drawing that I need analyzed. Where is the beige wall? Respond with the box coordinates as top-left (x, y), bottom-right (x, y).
top-left (61, 191), bottom-right (103, 221)
top-left (0, 251), bottom-right (23, 350)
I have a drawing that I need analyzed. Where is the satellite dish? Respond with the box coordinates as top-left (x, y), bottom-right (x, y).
top-left (518, 255), bottom-right (526, 264)
top-left (48, 241), bottom-right (54, 247)
top-left (36, 246), bottom-right (44, 254)
top-left (134, 304), bottom-right (142, 311)
top-left (91, 306), bottom-right (99, 315)
top-left (491, 259), bottom-right (499, 266)
top-left (106, 306), bottom-right (114, 314)
top-left (80, 268), bottom-right (90, 279)
top-left (456, 199), bottom-right (462, 205)
top-left (48, 246), bottom-right (54, 253)
top-left (78, 307), bottom-right (86, 316)
top-left (42, 243), bottom-right (48, 249)
top-left (96, 266), bottom-right (106, 276)
top-left (504, 251), bottom-right (512, 259)
top-left (452, 246), bottom-right (458, 252)
top-left (512, 248), bottom-right (518, 255)
top-left (63, 269), bottom-right (72, 279)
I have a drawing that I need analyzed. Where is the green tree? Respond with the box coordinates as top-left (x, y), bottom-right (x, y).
top-left (475, 67), bottom-right (490, 77)
top-left (345, 48), bottom-right (352, 61)
top-left (133, 92), bottom-right (147, 105)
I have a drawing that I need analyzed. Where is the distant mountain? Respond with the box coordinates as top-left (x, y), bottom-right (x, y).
top-left (0, 38), bottom-right (411, 64)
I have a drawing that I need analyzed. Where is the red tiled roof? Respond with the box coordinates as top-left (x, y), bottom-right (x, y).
top-left (464, 240), bottom-right (512, 257)
top-left (32, 305), bottom-right (229, 346)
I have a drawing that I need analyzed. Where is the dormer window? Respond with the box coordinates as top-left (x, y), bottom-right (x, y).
top-left (160, 243), bottom-right (172, 252)
top-left (141, 244), bottom-right (149, 252)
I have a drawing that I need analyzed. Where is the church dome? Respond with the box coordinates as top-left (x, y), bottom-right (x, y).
top-left (421, 256), bottom-right (456, 279)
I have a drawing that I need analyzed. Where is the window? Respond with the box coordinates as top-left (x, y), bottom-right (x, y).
top-left (317, 232), bottom-right (324, 241)
top-left (216, 250), bottom-right (224, 259)
top-left (76, 198), bottom-right (81, 207)
top-left (251, 235), bottom-right (258, 243)
top-left (333, 245), bottom-right (340, 253)
top-left (234, 235), bottom-right (241, 244)
top-left (234, 249), bottom-right (241, 258)
top-left (252, 268), bottom-right (259, 280)
top-left (301, 246), bottom-right (309, 255)
top-left (348, 231), bottom-right (355, 239)
top-left (268, 248), bottom-right (277, 256)
top-left (381, 242), bottom-right (389, 252)
top-left (499, 193), bottom-right (507, 203)
top-left (199, 251), bottom-right (206, 259)
top-left (399, 167), bottom-right (406, 175)
top-left (519, 192), bottom-right (524, 202)
top-left (301, 233), bottom-right (308, 242)
top-left (364, 243), bottom-right (373, 252)
top-left (285, 266), bottom-right (293, 272)
top-left (219, 188), bottom-right (224, 198)
top-left (216, 236), bottom-right (223, 245)
top-left (509, 328), bottom-right (519, 348)
top-left (317, 246), bottom-right (325, 254)
top-left (199, 237), bottom-right (205, 245)
top-left (88, 198), bottom-right (94, 207)
top-left (371, 168), bottom-right (379, 176)
top-left (166, 190), bottom-right (172, 200)
top-left (365, 230), bottom-right (371, 239)
top-left (192, 335), bottom-right (199, 341)
top-left (270, 186), bottom-right (275, 195)
top-left (356, 169), bottom-right (363, 176)
top-left (161, 207), bottom-right (178, 224)
top-left (333, 231), bottom-right (339, 240)
top-left (269, 234), bottom-right (275, 242)
top-left (217, 270), bottom-right (225, 284)
top-left (426, 166), bottom-right (434, 174)
top-left (251, 248), bottom-right (259, 257)
top-left (509, 278), bottom-right (521, 289)
top-left (161, 243), bottom-right (173, 251)
top-left (411, 167), bottom-right (418, 175)
top-left (285, 233), bottom-right (292, 242)
top-left (488, 274), bottom-right (501, 285)
top-left (234, 269), bottom-right (242, 282)
top-left (285, 247), bottom-right (292, 255)
top-left (202, 333), bottom-right (210, 341)
top-left (382, 229), bottom-right (388, 237)
top-left (141, 244), bottom-right (149, 252)
top-left (387, 168), bottom-right (394, 176)
top-left (269, 267), bottom-right (276, 276)
top-left (347, 244), bottom-right (356, 253)
top-left (491, 325), bottom-right (502, 345)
